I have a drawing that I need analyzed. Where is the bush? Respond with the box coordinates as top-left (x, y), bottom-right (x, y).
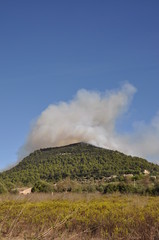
top-left (5, 181), bottom-right (15, 192)
top-left (55, 178), bottom-right (80, 192)
top-left (118, 176), bottom-right (125, 182)
top-left (31, 180), bottom-right (54, 193)
top-left (104, 184), bottom-right (118, 194)
top-left (0, 182), bottom-right (8, 194)
top-left (104, 183), bottom-right (137, 194)
top-left (132, 175), bottom-right (142, 181)
top-left (151, 183), bottom-right (159, 196)
top-left (96, 185), bottom-right (104, 193)
top-left (85, 184), bottom-right (96, 193)
top-left (10, 188), bottom-right (19, 194)
top-left (150, 176), bottom-right (156, 182)
top-left (118, 183), bottom-right (135, 194)
top-left (72, 185), bottom-right (82, 193)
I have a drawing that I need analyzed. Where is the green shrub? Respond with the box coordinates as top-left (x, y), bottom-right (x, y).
top-left (104, 183), bottom-right (137, 194)
top-left (118, 183), bottom-right (135, 194)
top-left (96, 185), bottom-right (104, 193)
top-left (151, 183), bottom-right (159, 196)
top-left (5, 181), bottom-right (15, 192)
top-left (132, 175), bottom-right (142, 181)
top-left (104, 184), bottom-right (118, 194)
top-left (72, 185), bottom-right (82, 193)
top-left (85, 184), bottom-right (96, 193)
top-left (10, 188), bottom-right (19, 194)
top-left (31, 180), bottom-right (54, 193)
top-left (0, 182), bottom-right (8, 194)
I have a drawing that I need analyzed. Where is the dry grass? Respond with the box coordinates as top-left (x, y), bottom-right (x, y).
top-left (0, 193), bottom-right (159, 239)
top-left (0, 192), bottom-right (103, 203)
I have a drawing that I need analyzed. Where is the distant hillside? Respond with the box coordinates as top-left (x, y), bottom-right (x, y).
top-left (1, 142), bottom-right (159, 185)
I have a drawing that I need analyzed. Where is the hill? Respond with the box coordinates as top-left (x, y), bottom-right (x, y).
top-left (1, 142), bottom-right (159, 186)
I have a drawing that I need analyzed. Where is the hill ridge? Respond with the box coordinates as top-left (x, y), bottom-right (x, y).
top-left (39, 142), bottom-right (96, 152)
top-left (1, 142), bottom-right (159, 185)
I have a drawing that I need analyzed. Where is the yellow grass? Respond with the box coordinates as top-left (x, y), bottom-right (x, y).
top-left (0, 193), bottom-right (159, 239)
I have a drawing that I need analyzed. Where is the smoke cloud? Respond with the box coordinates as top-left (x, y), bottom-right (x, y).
top-left (120, 113), bottom-right (159, 162)
top-left (19, 83), bottom-right (159, 163)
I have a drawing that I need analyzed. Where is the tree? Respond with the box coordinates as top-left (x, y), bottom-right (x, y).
top-left (0, 182), bottom-right (8, 194)
top-left (31, 180), bottom-right (54, 193)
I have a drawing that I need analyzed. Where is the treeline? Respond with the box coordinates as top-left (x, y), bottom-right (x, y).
top-left (1, 174), bottom-right (159, 196)
top-left (28, 177), bottom-right (159, 196)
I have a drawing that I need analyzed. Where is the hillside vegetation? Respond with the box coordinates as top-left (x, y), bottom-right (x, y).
top-left (0, 142), bottom-right (159, 187)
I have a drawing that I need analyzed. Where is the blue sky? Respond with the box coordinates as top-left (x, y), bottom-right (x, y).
top-left (0, 1), bottom-right (159, 170)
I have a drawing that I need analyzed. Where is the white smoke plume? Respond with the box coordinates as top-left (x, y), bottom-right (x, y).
top-left (19, 83), bottom-right (159, 163)
top-left (120, 113), bottom-right (159, 162)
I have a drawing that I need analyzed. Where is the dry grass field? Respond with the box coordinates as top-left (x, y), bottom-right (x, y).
top-left (0, 193), bottom-right (159, 240)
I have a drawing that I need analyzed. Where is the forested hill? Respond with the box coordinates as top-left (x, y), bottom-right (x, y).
top-left (1, 142), bottom-right (159, 185)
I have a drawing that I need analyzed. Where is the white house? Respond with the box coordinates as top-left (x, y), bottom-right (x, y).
top-left (143, 170), bottom-right (150, 175)
top-left (19, 188), bottom-right (32, 195)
